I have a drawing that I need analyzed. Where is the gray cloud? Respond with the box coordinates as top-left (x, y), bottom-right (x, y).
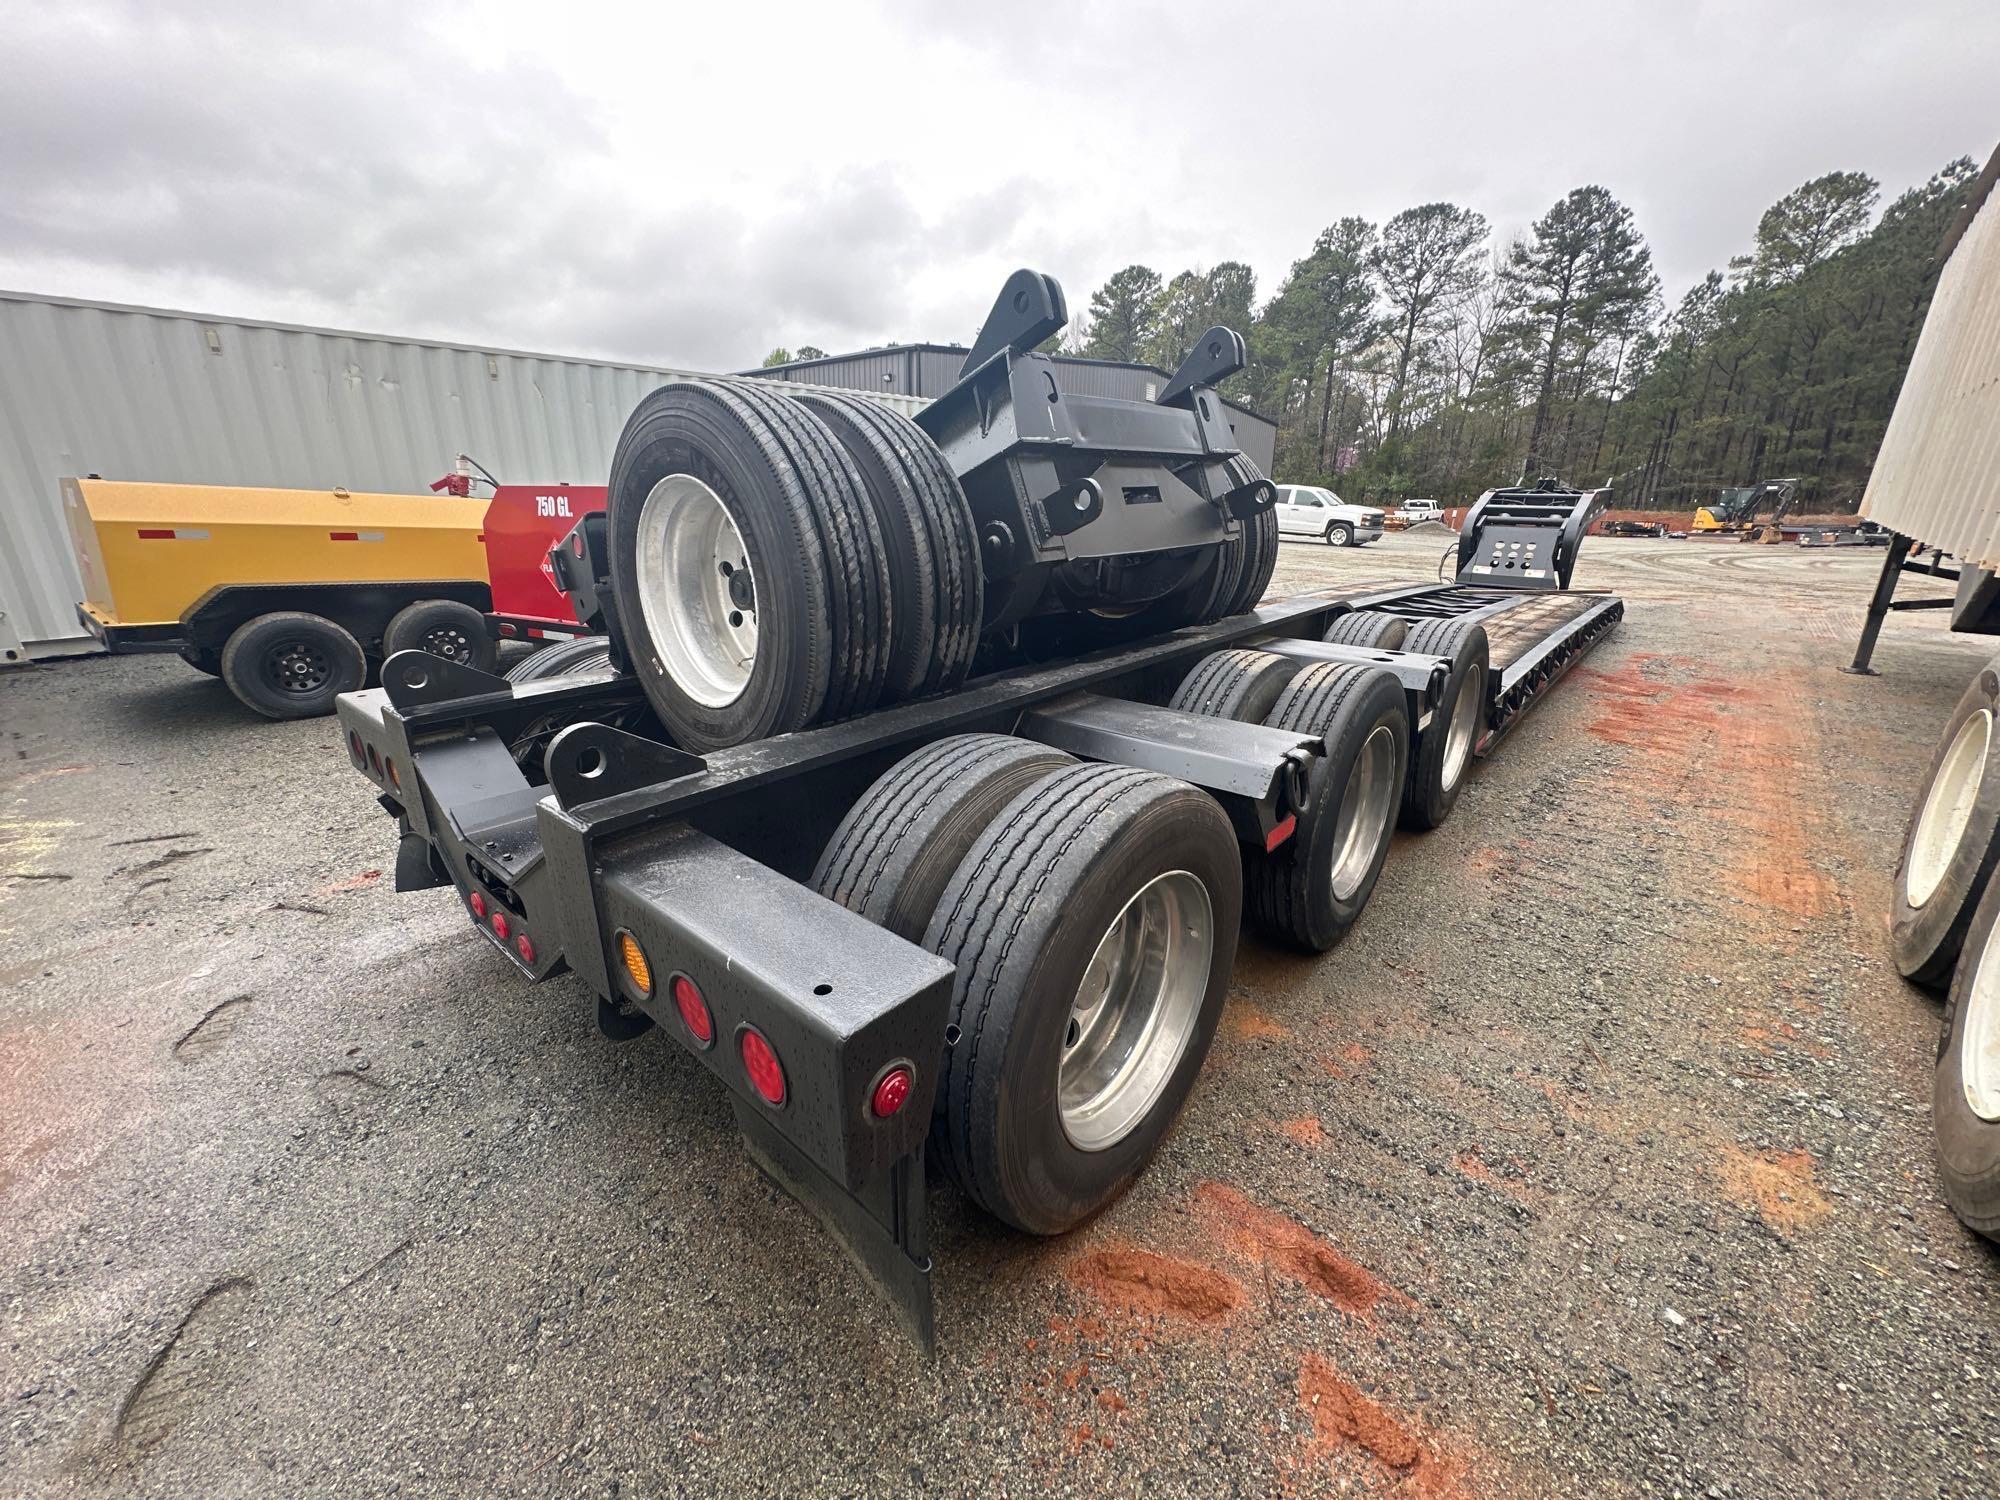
top-left (0, 0), bottom-right (1992, 370)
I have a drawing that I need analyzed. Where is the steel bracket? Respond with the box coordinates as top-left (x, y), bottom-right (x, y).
top-left (544, 721), bottom-right (707, 813)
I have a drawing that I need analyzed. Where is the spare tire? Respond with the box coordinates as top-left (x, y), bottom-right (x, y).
top-left (1399, 616), bottom-right (1489, 830)
top-left (504, 637), bottom-right (613, 684)
top-left (1894, 658), bottom-right (2000, 987)
top-left (605, 380), bottom-right (891, 751)
top-left (1323, 611), bottom-right (1410, 650)
top-left (1219, 507), bottom-right (1280, 618)
top-left (787, 389), bottom-right (983, 700)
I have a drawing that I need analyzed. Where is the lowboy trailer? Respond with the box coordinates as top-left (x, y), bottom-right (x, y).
top-left (330, 272), bottom-right (1623, 1348)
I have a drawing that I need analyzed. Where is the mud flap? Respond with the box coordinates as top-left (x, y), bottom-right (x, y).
top-left (733, 1098), bottom-right (934, 1353)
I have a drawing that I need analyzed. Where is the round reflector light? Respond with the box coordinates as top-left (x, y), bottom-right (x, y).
top-left (516, 933), bottom-right (536, 964)
top-left (739, 1027), bottom-right (786, 1107)
top-left (348, 730), bottom-right (364, 764)
top-left (870, 1065), bottom-right (914, 1119)
top-left (672, 974), bottom-right (713, 1046)
top-left (468, 891), bottom-right (486, 919)
top-left (617, 930), bottom-right (652, 997)
top-left (491, 911), bottom-right (511, 942)
top-left (385, 757), bottom-right (400, 790)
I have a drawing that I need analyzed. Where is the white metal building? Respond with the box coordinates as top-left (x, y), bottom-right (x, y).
top-left (0, 291), bottom-right (923, 660)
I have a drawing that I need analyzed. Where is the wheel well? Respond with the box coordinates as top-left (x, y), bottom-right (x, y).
top-left (182, 581), bottom-right (491, 656)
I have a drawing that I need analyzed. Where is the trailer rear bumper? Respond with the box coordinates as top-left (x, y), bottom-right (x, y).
top-left (565, 822), bottom-right (954, 1346)
top-left (74, 602), bottom-right (181, 653)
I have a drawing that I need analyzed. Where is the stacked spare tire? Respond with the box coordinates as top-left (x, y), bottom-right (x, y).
top-left (605, 378), bottom-right (985, 750)
top-left (603, 270), bottom-right (1280, 753)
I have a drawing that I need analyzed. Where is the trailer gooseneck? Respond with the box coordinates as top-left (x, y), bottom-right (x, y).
top-left (331, 271), bottom-right (1623, 1348)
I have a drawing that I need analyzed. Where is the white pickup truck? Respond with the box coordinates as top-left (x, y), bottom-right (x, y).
top-left (1395, 499), bottom-right (1445, 524)
top-left (1273, 485), bottom-right (1385, 547)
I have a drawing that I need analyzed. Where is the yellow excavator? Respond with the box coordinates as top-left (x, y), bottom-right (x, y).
top-left (1691, 477), bottom-right (1800, 542)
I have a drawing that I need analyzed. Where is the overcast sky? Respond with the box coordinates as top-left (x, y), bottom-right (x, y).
top-left (2, 0), bottom-right (1993, 371)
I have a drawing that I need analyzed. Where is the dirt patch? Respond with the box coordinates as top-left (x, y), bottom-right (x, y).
top-left (1279, 1116), bottom-right (1328, 1149)
top-left (1575, 656), bottom-right (1837, 929)
top-left (1067, 1246), bottom-right (1244, 1324)
top-left (1322, 1041), bottom-right (1375, 1079)
top-left (1224, 1002), bottom-right (1291, 1042)
top-left (316, 868), bottom-right (383, 898)
top-left (1194, 1183), bottom-right (1405, 1318)
top-left (1716, 1145), bottom-right (1834, 1235)
top-left (1297, 1353), bottom-right (1420, 1468)
top-left (1295, 1355), bottom-right (1481, 1497)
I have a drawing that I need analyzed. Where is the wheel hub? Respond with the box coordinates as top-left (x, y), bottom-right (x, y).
top-left (633, 474), bottom-right (758, 708)
top-left (1440, 666), bottom-right (1481, 791)
top-left (1909, 709), bottom-right (1990, 908)
top-left (1328, 723), bottom-right (1398, 900)
top-left (1963, 913), bottom-right (2000, 1122)
top-left (268, 640), bottom-right (330, 695)
top-left (1058, 869), bottom-right (1213, 1151)
top-left (423, 626), bottom-right (473, 664)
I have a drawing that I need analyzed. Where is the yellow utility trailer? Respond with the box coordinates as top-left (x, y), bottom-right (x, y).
top-left (64, 478), bottom-right (493, 718)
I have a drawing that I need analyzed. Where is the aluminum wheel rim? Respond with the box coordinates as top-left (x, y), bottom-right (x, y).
top-left (634, 473), bottom-right (756, 709)
top-left (1329, 724), bottom-right (1398, 900)
top-left (1059, 869), bottom-right (1213, 1152)
top-left (1962, 912), bottom-right (2000, 1121)
top-left (1909, 709), bottom-right (1991, 908)
top-left (1440, 668), bottom-right (1481, 790)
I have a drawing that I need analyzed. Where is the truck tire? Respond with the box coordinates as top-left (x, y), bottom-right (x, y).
top-left (605, 380), bottom-right (889, 751)
top-left (1932, 877), bottom-right (2000, 1239)
top-left (1399, 617), bottom-right (1489, 830)
top-left (924, 764), bottom-right (1242, 1234)
top-left (1168, 648), bottom-right (1300, 724)
top-left (1322, 611), bottom-right (1409, 650)
top-left (788, 389), bottom-right (983, 699)
top-left (716, 378), bottom-right (893, 724)
top-left (1326, 522), bottom-right (1354, 547)
top-left (813, 734), bottom-right (1075, 942)
top-left (1247, 663), bottom-right (1408, 951)
top-left (1893, 660), bottom-right (2000, 987)
top-left (383, 599), bottom-right (497, 673)
top-left (504, 637), bottom-right (613, 684)
top-left (219, 612), bottom-right (367, 720)
top-left (1221, 507), bottom-right (1280, 616)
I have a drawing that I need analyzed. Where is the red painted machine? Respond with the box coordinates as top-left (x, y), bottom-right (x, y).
top-left (432, 459), bottom-right (606, 643)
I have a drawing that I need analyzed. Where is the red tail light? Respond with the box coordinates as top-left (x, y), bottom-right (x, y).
top-left (515, 934), bottom-right (536, 964)
top-left (870, 1064), bottom-right (914, 1118)
top-left (672, 974), bottom-right (713, 1046)
top-left (348, 730), bottom-right (365, 764)
top-left (739, 1027), bottom-right (786, 1106)
top-left (491, 911), bottom-right (511, 942)
top-left (468, 891), bottom-right (486, 919)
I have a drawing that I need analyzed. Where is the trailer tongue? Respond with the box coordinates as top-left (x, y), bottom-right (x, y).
top-left (330, 271), bottom-right (1623, 1348)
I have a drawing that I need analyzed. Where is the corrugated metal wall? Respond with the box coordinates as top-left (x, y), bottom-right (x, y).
top-left (0, 292), bottom-right (923, 656)
top-left (1860, 180), bottom-right (2000, 565)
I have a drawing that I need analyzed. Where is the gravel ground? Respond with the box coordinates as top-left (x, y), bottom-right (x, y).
top-left (4, 531), bottom-right (1998, 1498)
